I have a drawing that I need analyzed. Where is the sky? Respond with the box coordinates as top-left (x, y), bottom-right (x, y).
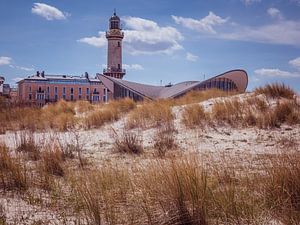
top-left (0, 0), bottom-right (300, 93)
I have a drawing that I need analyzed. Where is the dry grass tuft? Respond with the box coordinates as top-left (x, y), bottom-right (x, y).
top-left (181, 104), bottom-right (209, 128)
top-left (257, 101), bottom-right (300, 128)
top-left (264, 151), bottom-right (300, 223)
top-left (40, 147), bottom-right (65, 177)
top-left (174, 89), bottom-right (232, 105)
top-left (126, 100), bottom-right (174, 129)
top-left (75, 100), bottom-right (94, 114)
top-left (85, 98), bottom-right (136, 129)
top-left (153, 124), bottom-right (178, 157)
top-left (211, 99), bottom-right (244, 126)
top-left (0, 144), bottom-right (28, 191)
top-left (255, 83), bottom-right (296, 99)
top-left (15, 131), bottom-right (40, 161)
top-left (113, 130), bottom-right (143, 155)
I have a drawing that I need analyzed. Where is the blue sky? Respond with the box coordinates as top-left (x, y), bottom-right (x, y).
top-left (0, 0), bottom-right (300, 93)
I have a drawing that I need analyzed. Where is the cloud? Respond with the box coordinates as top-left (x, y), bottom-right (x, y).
top-left (172, 12), bottom-right (228, 34)
top-left (289, 57), bottom-right (300, 70)
top-left (241, 0), bottom-right (262, 5)
top-left (123, 64), bottom-right (144, 70)
top-left (12, 77), bottom-right (24, 82)
top-left (32, 3), bottom-right (68, 21)
top-left (78, 32), bottom-right (106, 48)
top-left (186, 52), bottom-right (199, 62)
top-left (219, 19), bottom-right (300, 46)
top-left (79, 16), bottom-right (184, 55)
top-left (102, 63), bottom-right (144, 70)
top-left (267, 8), bottom-right (282, 19)
top-left (172, 10), bottom-right (300, 47)
top-left (254, 68), bottom-right (300, 78)
top-left (0, 56), bottom-right (12, 66)
top-left (9, 65), bottom-right (34, 71)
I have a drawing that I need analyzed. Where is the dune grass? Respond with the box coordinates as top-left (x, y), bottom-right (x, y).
top-left (255, 83), bottom-right (296, 99)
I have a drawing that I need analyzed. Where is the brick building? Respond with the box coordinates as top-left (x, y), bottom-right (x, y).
top-left (18, 72), bottom-right (111, 106)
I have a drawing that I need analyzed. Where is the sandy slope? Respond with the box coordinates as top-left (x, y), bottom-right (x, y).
top-left (0, 93), bottom-right (299, 224)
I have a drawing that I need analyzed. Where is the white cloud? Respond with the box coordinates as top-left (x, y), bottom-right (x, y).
top-left (78, 32), bottom-right (106, 48)
top-left (32, 3), bottom-right (68, 21)
top-left (219, 20), bottom-right (300, 47)
top-left (9, 65), bottom-right (34, 71)
top-left (186, 52), bottom-right (199, 62)
top-left (172, 12), bottom-right (228, 34)
top-left (289, 57), bottom-right (300, 70)
top-left (123, 64), bottom-right (144, 70)
top-left (241, 0), bottom-right (262, 5)
top-left (267, 8), bottom-right (282, 19)
top-left (79, 16), bottom-right (184, 55)
top-left (173, 10), bottom-right (300, 47)
top-left (102, 63), bottom-right (144, 70)
top-left (0, 56), bottom-right (12, 66)
top-left (12, 77), bottom-right (24, 82)
top-left (254, 68), bottom-right (300, 78)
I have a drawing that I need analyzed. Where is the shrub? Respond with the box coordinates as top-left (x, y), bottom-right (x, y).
top-left (181, 104), bottom-right (209, 128)
top-left (255, 83), bottom-right (296, 99)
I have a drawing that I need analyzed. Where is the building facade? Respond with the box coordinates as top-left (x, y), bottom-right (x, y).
top-left (18, 71), bottom-right (112, 106)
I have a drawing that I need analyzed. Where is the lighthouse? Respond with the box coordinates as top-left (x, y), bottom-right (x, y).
top-left (103, 11), bottom-right (126, 79)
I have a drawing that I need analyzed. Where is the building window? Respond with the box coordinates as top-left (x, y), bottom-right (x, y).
top-left (79, 95), bottom-right (82, 100)
top-left (118, 64), bottom-right (121, 69)
top-left (55, 95), bottom-right (58, 101)
top-left (29, 94), bottom-right (32, 100)
top-left (79, 87), bottom-right (82, 95)
top-left (55, 87), bottom-right (58, 94)
top-left (38, 87), bottom-right (42, 92)
top-left (71, 95), bottom-right (74, 101)
top-left (47, 86), bottom-right (50, 93)
top-left (29, 86), bottom-right (32, 92)
top-left (118, 41), bottom-right (120, 47)
top-left (71, 88), bottom-right (74, 94)
top-left (93, 96), bottom-right (99, 102)
top-left (63, 87), bottom-right (66, 94)
top-left (86, 88), bottom-right (90, 95)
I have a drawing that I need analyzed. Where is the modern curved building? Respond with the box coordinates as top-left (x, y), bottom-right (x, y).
top-left (98, 69), bottom-right (248, 101)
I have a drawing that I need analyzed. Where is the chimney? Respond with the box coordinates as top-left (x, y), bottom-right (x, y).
top-left (41, 71), bottom-right (45, 77)
top-left (36, 71), bottom-right (40, 77)
top-left (85, 72), bottom-right (89, 79)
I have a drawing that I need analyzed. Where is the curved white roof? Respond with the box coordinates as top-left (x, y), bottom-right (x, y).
top-left (99, 69), bottom-right (248, 99)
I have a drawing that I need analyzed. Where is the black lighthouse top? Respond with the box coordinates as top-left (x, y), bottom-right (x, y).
top-left (109, 11), bottom-right (121, 30)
